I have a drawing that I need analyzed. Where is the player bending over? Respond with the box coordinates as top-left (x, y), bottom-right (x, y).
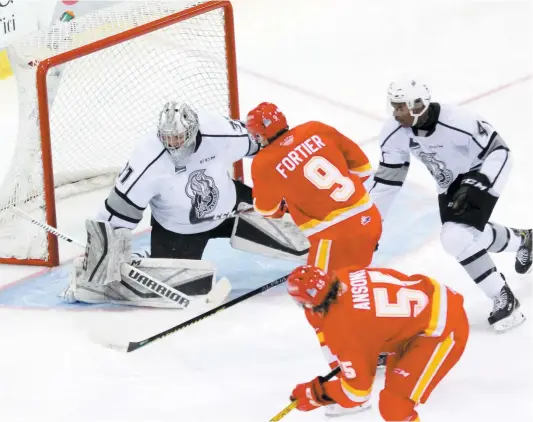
top-left (246, 102), bottom-right (382, 274)
top-left (370, 78), bottom-right (530, 333)
top-left (287, 264), bottom-right (469, 421)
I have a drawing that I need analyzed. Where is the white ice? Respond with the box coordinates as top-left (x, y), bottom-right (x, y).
top-left (0, 0), bottom-right (531, 421)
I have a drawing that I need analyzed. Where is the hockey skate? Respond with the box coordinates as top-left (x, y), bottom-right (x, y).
top-left (512, 228), bottom-right (532, 274)
top-left (488, 282), bottom-right (526, 333)
top-left (325, 401), bottom-right (371, 418)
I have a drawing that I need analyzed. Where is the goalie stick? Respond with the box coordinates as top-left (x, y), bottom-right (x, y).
top-left (12, 208), bottom-right (231, 309)
top-left (269, 367), bottom-right (341, 421)
top-left (189, 206), bottom-right (255, 224)
top-left (98, 272), bottom-right (290, 352)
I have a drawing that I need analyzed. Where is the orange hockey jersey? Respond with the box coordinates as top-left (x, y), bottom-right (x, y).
top-left (305, 266), bottom-right (465, 407)
top-left (251, 121), bottom-right (373, 237)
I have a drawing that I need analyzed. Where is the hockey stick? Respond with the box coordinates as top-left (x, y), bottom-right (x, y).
top-left (100, 272), bottom-right (290, 352)
top-left (12, 208), bottom-right (231, 309)
top-left (269, 367), bottom-right (341, 421)
top-left (189, 206), bottom-right (255, 224)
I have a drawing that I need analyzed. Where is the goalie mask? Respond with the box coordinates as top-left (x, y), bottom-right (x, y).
top-left (157, 102), bottom-right (199, 164)
top-left (387, 79), bottom-right (431, 127)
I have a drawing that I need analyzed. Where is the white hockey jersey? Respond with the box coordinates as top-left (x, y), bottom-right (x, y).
top-left (97, 111), bottom-right (257, 234)
top-left (371, 103), bottom-right (510, 219)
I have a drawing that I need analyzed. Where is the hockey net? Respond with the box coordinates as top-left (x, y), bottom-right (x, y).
top-left (1, 0), bottom-right (241, 266)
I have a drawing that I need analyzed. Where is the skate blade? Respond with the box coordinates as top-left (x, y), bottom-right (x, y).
top-left (325, 401), bottom-right (371, 418)
top-left (493, 310), bottom-right (526, 333)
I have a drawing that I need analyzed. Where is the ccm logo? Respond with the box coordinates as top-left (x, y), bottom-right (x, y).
top-left (462, 178), bottom-right (488, 191)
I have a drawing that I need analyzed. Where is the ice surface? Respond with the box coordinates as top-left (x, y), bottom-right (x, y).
top-left (0, 0), bottom-right (531, 421)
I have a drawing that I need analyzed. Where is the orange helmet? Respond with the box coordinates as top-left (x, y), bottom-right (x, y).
top-left (246, 102), bottom-right (288, 142)
top-left (287, 265), bottom-right (334, 308)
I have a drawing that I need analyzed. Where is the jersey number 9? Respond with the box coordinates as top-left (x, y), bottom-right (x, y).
top-left (303, 156), bottom-right (355, 202)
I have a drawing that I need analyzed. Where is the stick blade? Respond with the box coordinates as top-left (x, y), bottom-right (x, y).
top-left (88, 331), bottom-right (131, 353)
top-left (90, 277), bottom-right (232, 353)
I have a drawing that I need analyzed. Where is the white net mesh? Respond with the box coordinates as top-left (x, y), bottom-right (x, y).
top-left (1, 1), bottom-right (234, 262)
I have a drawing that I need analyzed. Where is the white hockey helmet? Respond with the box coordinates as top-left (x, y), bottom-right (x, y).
top-left (387, 79), bottom-right (431, 125)
top-left (157, 101), bottom-right (199, 163)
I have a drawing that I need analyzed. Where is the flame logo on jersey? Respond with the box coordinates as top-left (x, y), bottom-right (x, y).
top-left (417, 152), bottom-right (453, 189)
top-left (185, 169), bottom-right (219, 218)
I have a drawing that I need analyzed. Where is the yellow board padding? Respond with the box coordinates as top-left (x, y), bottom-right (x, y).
top-left (0, 49), bottom-right (14, 80)
top-left (0, 19), bottom-right (141, 81)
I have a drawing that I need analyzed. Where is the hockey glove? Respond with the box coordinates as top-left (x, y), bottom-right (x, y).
top-left (451, 172), bottom-right (492, 216)
top-left (290, 376), bottom-right (335, 412)
top-left (280, 199), bottom-right (289, 214)
top-left (267, 199), bottom-right (289, 219)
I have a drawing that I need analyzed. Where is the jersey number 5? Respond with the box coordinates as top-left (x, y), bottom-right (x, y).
top-left (303, 156), bottom-right (355, 202)
top-left (370, 271), bottom-right (429, 318)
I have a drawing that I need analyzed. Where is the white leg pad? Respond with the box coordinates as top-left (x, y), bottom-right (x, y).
top-left (63, 257), bottom-right (218, 309)
top-left (231, 211), bottom-right (309, 261)
top-left (81, 219), bottom-right (132, 285)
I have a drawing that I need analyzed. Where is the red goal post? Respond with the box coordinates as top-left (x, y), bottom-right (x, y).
top-left (1, 1), bottom-right (242, 267)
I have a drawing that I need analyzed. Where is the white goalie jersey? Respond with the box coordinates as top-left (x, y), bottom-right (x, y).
top-left (370, 103), bottom-right (511, 218)
top-left (97, 110), bottom-right (257, 234)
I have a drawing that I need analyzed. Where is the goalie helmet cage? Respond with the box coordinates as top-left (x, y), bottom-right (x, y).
top-left (1, 1), bottom-right (242, 267)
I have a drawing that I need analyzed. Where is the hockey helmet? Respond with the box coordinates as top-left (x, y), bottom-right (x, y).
top-left (246, 102), bottom-right (288, 145)
top-left (387, 79), bottom-right (431, 125)
top-left (287, 265), bottom-right (334, 308)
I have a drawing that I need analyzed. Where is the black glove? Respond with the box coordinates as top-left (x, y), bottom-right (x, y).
top-left (451, 172), bottom-right (491, 216)
top-left (280, 198), bottom-right (289, 214)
